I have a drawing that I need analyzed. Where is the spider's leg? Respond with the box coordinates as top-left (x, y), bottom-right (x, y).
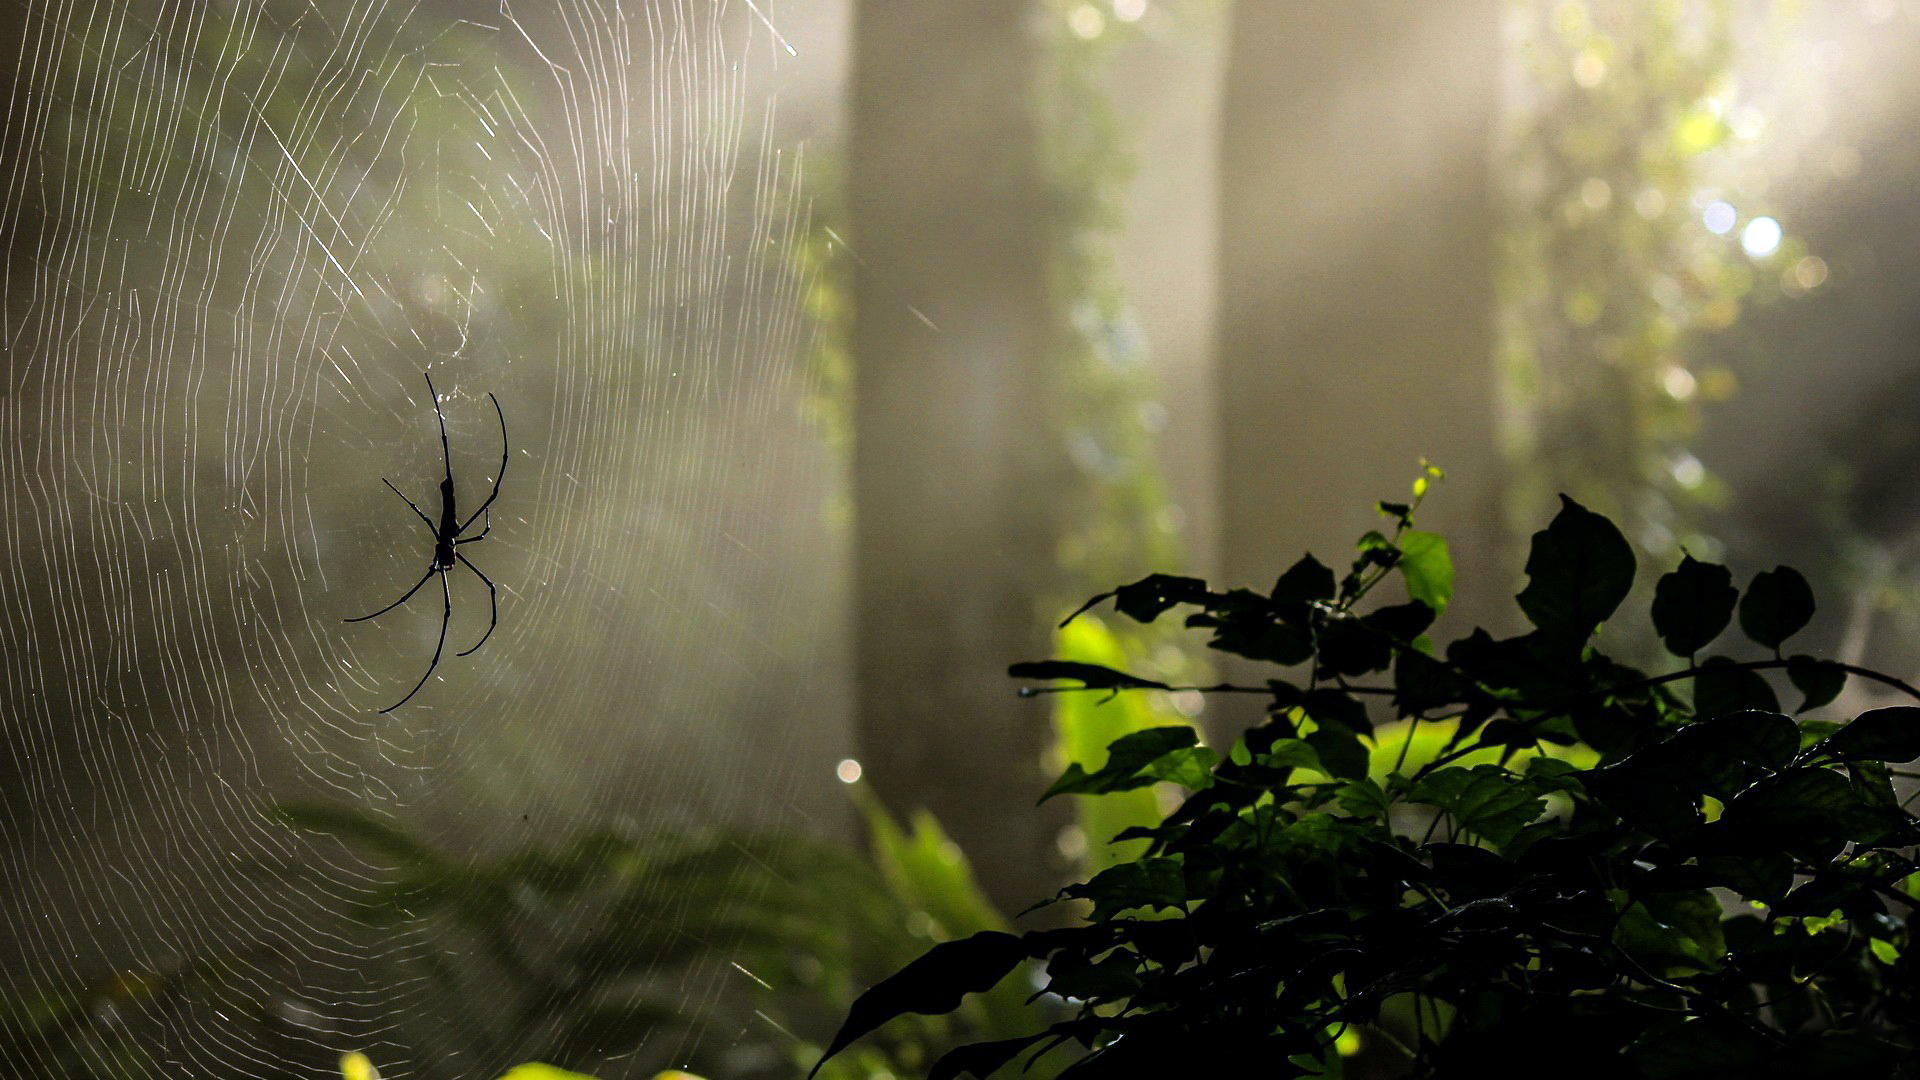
top-left (458, 393), bottom-right (508, 533)
top-left (455, 508), bottom-right (490, 544)
top-left (344, 565), bottom-right (436, 623)
top-left (455, 552), bottom-right (497, 657)
top-left (380, 569), bottom-right (451, 713)
top-left (382, 478), bottom-right (437, 537)
top-left (425, 372), bottom-right (454, 492)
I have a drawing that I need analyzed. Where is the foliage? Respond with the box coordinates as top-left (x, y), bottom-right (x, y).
top-left (816, 488), bottom-right (1920, 1078)
top-left (1, 969), bottom-right (180, 1079)
top-left (7, 794), bottom-right (1042, 1080)
top-left (1500, 2), bottom-right (1805, 557)
top-left (340, 1050), bottom-right (606, 1080)
top-left (271, 791), bottom-right (1052, 1080)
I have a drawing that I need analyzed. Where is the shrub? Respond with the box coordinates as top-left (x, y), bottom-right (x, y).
top-left (814, 487), bottom-right (1920, 1078)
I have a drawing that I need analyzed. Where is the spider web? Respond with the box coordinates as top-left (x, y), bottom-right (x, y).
top-left (1, 0), bottom-right (838, 1075)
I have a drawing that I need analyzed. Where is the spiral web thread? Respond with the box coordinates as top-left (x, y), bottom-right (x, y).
top-left (0, 0), bottom-right (832, 1075)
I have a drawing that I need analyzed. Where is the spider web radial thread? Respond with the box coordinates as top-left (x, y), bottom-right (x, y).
top-left (0, 1), bottom-right (833, 1076)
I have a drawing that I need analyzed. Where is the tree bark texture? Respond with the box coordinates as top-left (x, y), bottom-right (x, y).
top-left (849, 0), bottom-right (1067, 914)
top-left (1217, 2), bottom-right (1505, 637)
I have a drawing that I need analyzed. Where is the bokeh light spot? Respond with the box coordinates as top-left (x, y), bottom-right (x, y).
top-left (836, 758), bottom-right (862, 783)
top-left (1741, 216), bottom-right (1782, 257)
top-left (1572, 50), bottom-right (1607, 87)
top-left (1069, 4), bottom-right (1105, 38)
top-left (1671, 453), bottom-right (1706, 490)
top-left (1114, 0), bottom-right (1148, 23)
top-left (1661, 366), bottom-right (1697, 402)
top-left (1791, 255), bottom-right (1829, 290)
top-left (1702, 201), bottom-right (1737, 235)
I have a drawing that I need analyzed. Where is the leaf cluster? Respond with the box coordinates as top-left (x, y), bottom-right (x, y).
top-left (818, 491), bottom-right (1920, 1078)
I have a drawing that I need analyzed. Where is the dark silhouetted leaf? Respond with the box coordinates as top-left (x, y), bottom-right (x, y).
top-left (1007, 660), bottom-right (1169, 693)
top-left (1394, 648), bottom-right (1469, 715)
top-left (1366, 600), bottom-right (1436, 642)
top-left (1815, 705), bottom-right (1920, 764)
top-left (1271, 554), bottom-right (1335, 622)
top-left (810, 932), bottom-right (1029, 1077)
top-left (1693, 657), bottom-right (1779, 719)
top-left (1301, 688), bottom-right (1370, 735)
top-left (1738, 566), bottom-right (1815, 651)
top-left (1314, 618), bottom-right (1393, 676)
top-left (928, 1033), bottom-right (1058, 1080)
top-left (1628, 1015), bottom-right (1772, 1078)
top-left (1585, 710), bottom-right (1795, 837)
top-left (1650, 555), bottom-right (1737, 657)
top-left (1515, 495), bottom-right (1635, 642)
top-left (1044, 951), bottom-right (1141, 1001)
top-left (1188, 600), bottom-right (1315, 666)
top-left (1717, 767), bottom-right (1905, 853)
top-left (1786, 655), bottom-right (1846, 712)
top-left (1304, 726), bottom-right (1368, 780)
top-left (1061, 574), bottom-right (1210, 627)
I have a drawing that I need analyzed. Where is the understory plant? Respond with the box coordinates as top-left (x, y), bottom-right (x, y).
top-left (814, 484), bottom-right (1920, 1078)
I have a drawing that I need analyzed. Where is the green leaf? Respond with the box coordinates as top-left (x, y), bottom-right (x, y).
top-left (809, 932), bottom-right (1029, 1077)
top-left (1515, 496), bottom-right (1636, 642)
top-left (853, 790), bottom-right (1009, 943)
top-left (1050, 618), bottom-right (1176, 867)
top-left (1650, 555), bottom-right (1736, 657)
top-left (1333, 778), bottom-right (1389, 819)
top-left (1258, 738), bottom-right (1328, 774)
top-left (1042, 727), bottom-right (1201, 802)
top-left (1140, 745), bottom-right (1220, 790)
top-left (497, 1066), bottom-right (603, 1080)
top-left (1786, 655), bottom-right (1846, 712)
top-left (1397, 530), bottom-right (1453, 615)
top-left (1738, 566), bottom-right (1815, 650)
top-left (1815, 706), bottom-right (1920, 764)
top-left (1612, 889), bottom-right (1726, 974)
top-left (1406, 765), bottom-right (1546, 847)
top-left (1062, 858), bottom-right (1189, 919)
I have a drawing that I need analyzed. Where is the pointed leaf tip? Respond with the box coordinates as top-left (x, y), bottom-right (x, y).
top-left (1739, 566), bottom-right (1814, 651)
top-left (1651, 555), bottom-right (1737, 657)
top-left (1515, 496), bottom-right (1635, 641)
top-left (810, 932), bottom-right (1029, 1077)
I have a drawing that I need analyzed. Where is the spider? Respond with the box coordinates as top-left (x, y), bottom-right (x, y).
top-left (346, 372), bottom-right (505, 712)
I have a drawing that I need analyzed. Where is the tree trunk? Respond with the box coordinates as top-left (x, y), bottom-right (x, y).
top-left (849, 0), bottom-right (1065, 915)
top-left (1217, 2), bottom-right (1505, 637)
